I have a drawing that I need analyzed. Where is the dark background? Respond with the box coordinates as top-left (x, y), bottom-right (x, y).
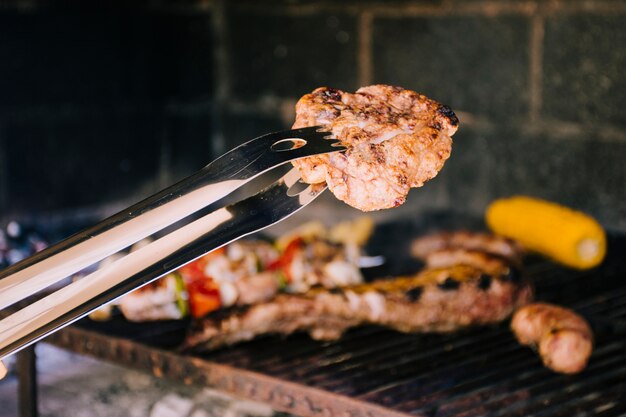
top-left (0, 0), bottom-right (624, 231)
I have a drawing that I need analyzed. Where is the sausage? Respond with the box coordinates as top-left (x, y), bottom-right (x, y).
top-left (511, 303), bottom-right (593, 374)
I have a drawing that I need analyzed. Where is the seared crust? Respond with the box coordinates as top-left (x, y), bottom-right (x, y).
top-left (412, 230), bottom-right (524, 263)
top-left (292, 85), bottom-right (458, 211)
top-left (182, 265), bottom-right (533, 351)
top-left (423, 249), bottom-right (514, 275)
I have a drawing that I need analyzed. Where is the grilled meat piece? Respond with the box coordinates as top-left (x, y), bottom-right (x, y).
top-left (421, 249), bottom-right (515, 276)
top-left (182, 265), bottom-right (533, 351)
top-left (292, 85), bottom-right (458, 211)
top-left (511, 303), bottom-right (593, 374)
top-left (412, 230), bottom-right (523, 263)
top-left (119, 273), bottom-right (187, 322)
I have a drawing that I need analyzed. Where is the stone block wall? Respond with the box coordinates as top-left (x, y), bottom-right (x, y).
top-left (0, 0), bottom-right (624, 230)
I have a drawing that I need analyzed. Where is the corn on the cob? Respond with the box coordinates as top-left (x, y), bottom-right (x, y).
top-left (486, 196), bottom-right (606, 269)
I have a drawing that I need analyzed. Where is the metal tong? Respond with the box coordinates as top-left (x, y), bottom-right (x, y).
top-left (0, 126), bottom-right (345, 359)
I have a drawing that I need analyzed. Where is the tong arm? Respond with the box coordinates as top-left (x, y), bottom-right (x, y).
top-left (0, 127), bottom-right (340, 310)
top-left (0, 168), bottom-right (325, 359)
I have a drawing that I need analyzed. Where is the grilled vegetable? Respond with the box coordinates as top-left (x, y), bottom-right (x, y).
top-left (186, 276), bottom-right (222, 319)
top-left (486, 196), bottom-right (606, 269)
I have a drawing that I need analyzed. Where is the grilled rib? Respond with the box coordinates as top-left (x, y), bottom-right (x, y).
top-left (182, 264), bottom-right (533, 352)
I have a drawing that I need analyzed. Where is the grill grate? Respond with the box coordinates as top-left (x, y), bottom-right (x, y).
top-left (54, 224), bottom-right (626, 417)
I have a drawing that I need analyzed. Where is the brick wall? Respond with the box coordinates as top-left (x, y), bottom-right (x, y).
top-left (0, 0), bottom-right (625, 231)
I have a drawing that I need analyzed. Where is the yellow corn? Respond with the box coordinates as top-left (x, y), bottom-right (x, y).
top-left (486, 196), bottom-right (606, 269)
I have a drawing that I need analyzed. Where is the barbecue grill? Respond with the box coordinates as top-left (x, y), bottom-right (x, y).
top-left (1, 1), bottom-right (625, 415)
top-left (11, 218), bottom-right (626, 417)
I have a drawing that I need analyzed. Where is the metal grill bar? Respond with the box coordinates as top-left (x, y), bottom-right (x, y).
top-left (357, 337), bottom-right (526, 402)
top-left (594, 396), bottom-right (626, 417)
top-left (301, 331), bottom-right (512, 391)
top-left (437, 343), bottom-right (626, 417)
top-left (508, 367), bottom-right (626, 417)
top-left (603, 303), bottom-right (626, 318)
top-left (569, 286), bottom-right (626, 311)
top-left (257, 328), bottom-right (408, 376)
top-left (415, 349), bottom-right (553, 407)
top-left (399, 350), bottom-right (543, 413)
